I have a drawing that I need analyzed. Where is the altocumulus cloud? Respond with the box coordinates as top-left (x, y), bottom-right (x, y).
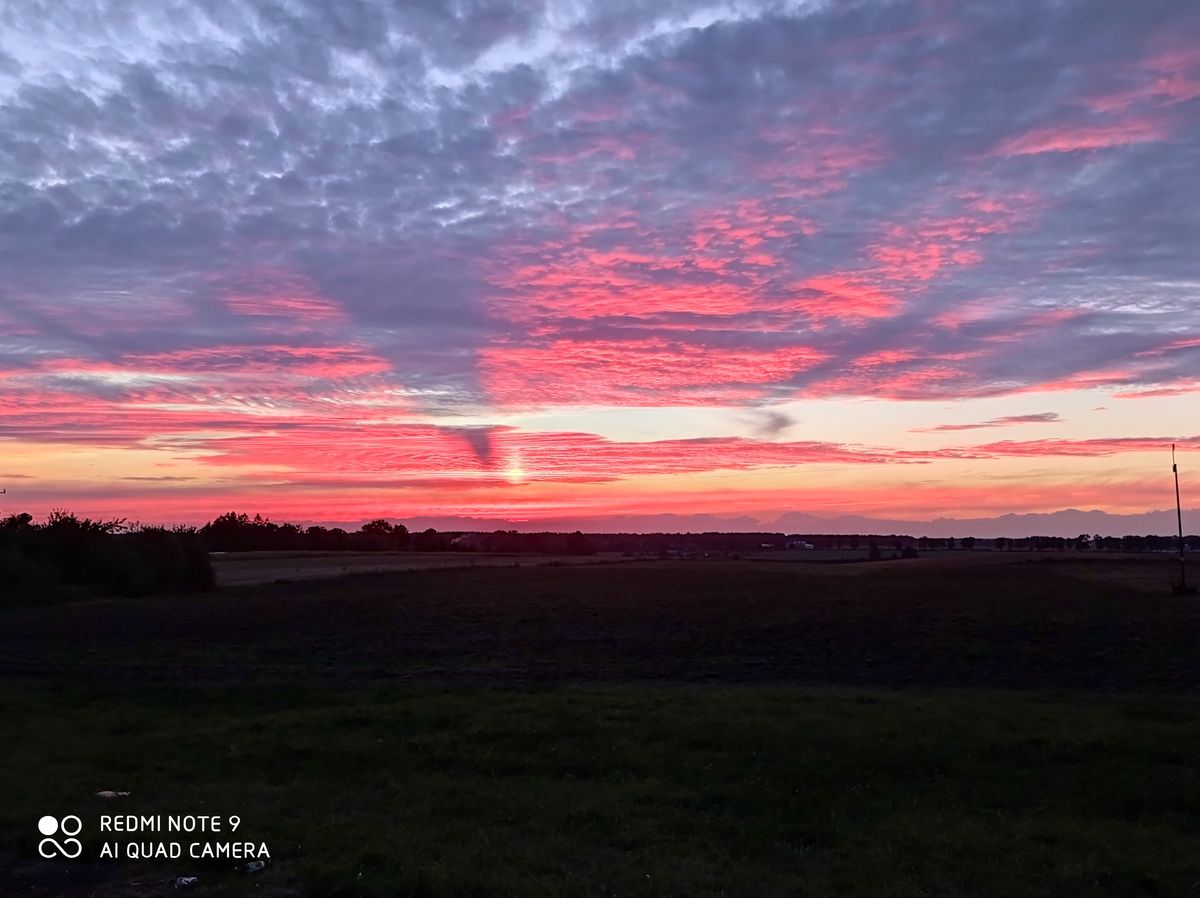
top-left (1, 0), bottom-right (1198, 516)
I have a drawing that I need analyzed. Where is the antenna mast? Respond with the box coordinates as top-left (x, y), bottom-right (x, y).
top-left (1174, 445), bottom-right (1187, 593)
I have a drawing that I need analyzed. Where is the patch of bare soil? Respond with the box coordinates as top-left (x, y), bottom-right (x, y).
top-left (1, 555), bottom-right (1196, 692)
top-left (211, 551), bottom-right (615, 586)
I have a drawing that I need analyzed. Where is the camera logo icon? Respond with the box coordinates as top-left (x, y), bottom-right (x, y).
top-left (37, 815), bottom-right (83, 859)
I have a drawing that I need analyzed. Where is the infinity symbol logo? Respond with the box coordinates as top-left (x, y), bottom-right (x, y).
top-left (37, 815), bottom-right (83, 859)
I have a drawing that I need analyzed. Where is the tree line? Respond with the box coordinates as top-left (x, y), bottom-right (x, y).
top-left (198, 513), bottom-right (597, 555)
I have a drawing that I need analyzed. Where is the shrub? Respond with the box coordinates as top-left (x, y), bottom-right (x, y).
top-left (0, 511), bottom-right (215, 604)
top-left (128, 527), bottom-right (216, 593)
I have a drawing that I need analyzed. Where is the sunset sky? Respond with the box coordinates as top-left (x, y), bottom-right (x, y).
top-left (1, 0), bottom-right (1197, 528)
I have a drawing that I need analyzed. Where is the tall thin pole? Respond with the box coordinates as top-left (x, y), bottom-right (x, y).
top-left (1174, 444), bottom-right (1186, 592)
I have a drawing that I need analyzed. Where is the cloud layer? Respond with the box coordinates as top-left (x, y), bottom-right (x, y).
top-left (1, 0), bottom-right (1197, 522)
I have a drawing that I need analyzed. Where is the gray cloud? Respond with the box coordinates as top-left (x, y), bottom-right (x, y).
top-left (915, 413), bottom-right (1064, 433)
top-left (0, 0), bottom-right (1198, 430)
top-left (747, 410), bottom-right (796, 437)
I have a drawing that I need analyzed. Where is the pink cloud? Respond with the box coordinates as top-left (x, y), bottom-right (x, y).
top-left (1011, 368), bottom-right (1140, 394)
top-left (802, 360), bottom-right (983, 401)
top-left (789, 275), bottom-right (902, 321)
top-left (480, 339), bottom-right (828, 407)
top-left (969, 435), bottom-right (1200, 458)
top-left (215, 267), bottom-right (347, 329)
top-left (871, 211), bottom-right (1016, 281)
top-left (1134, 336), bottom-right (1200, 357)
top-left (751, 126), bottom-right (888, 196)
top-left (1113, 382), bottom-right (1200, 399)
top-left (122, 344), bottom-right (391, 378)
top-left (996, 117), bottom-right (1169, 156)
top-left (1083, 44), bottom-right (1200, 113)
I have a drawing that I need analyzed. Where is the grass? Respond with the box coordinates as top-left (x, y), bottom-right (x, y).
top-left (3, 681), bottom-right (1199, 896)
top-left (2, 554), bottom-right (1199, 895)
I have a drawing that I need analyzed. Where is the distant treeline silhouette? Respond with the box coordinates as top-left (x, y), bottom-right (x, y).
top-left (201, 512), bottom-right (418, 552)
top-left (194, 520), bottom-right (1198, 557)
top-left (199, 512), bottom-right (598, 555)
top-left (587, 531), bottom-right (1198, 555)
top-left (1, 510), bottom-right (213, 603)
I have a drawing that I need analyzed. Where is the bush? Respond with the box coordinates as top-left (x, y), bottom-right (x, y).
top-left (0, 511), bottom-right (215, 604)
top-left (128, 527), bottom-right (216, 593)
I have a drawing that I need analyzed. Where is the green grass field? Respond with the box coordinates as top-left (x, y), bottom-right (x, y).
top-left (3, 554), bottom-right (1199, 896)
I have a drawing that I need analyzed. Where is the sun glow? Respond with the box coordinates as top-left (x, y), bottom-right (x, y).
top-left (505, 450), bottom-right (526, 484)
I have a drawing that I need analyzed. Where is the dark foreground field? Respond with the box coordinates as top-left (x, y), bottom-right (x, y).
top-left (2, 553), bottom-right (1198, 896)
top-left (2, 553), bottom-right (1196, 690)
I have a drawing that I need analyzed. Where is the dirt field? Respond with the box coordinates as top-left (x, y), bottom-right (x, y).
top-left (210, 550), bottom-right (615, 586)
top-left (2, 552), bottom-right (1195, 691)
